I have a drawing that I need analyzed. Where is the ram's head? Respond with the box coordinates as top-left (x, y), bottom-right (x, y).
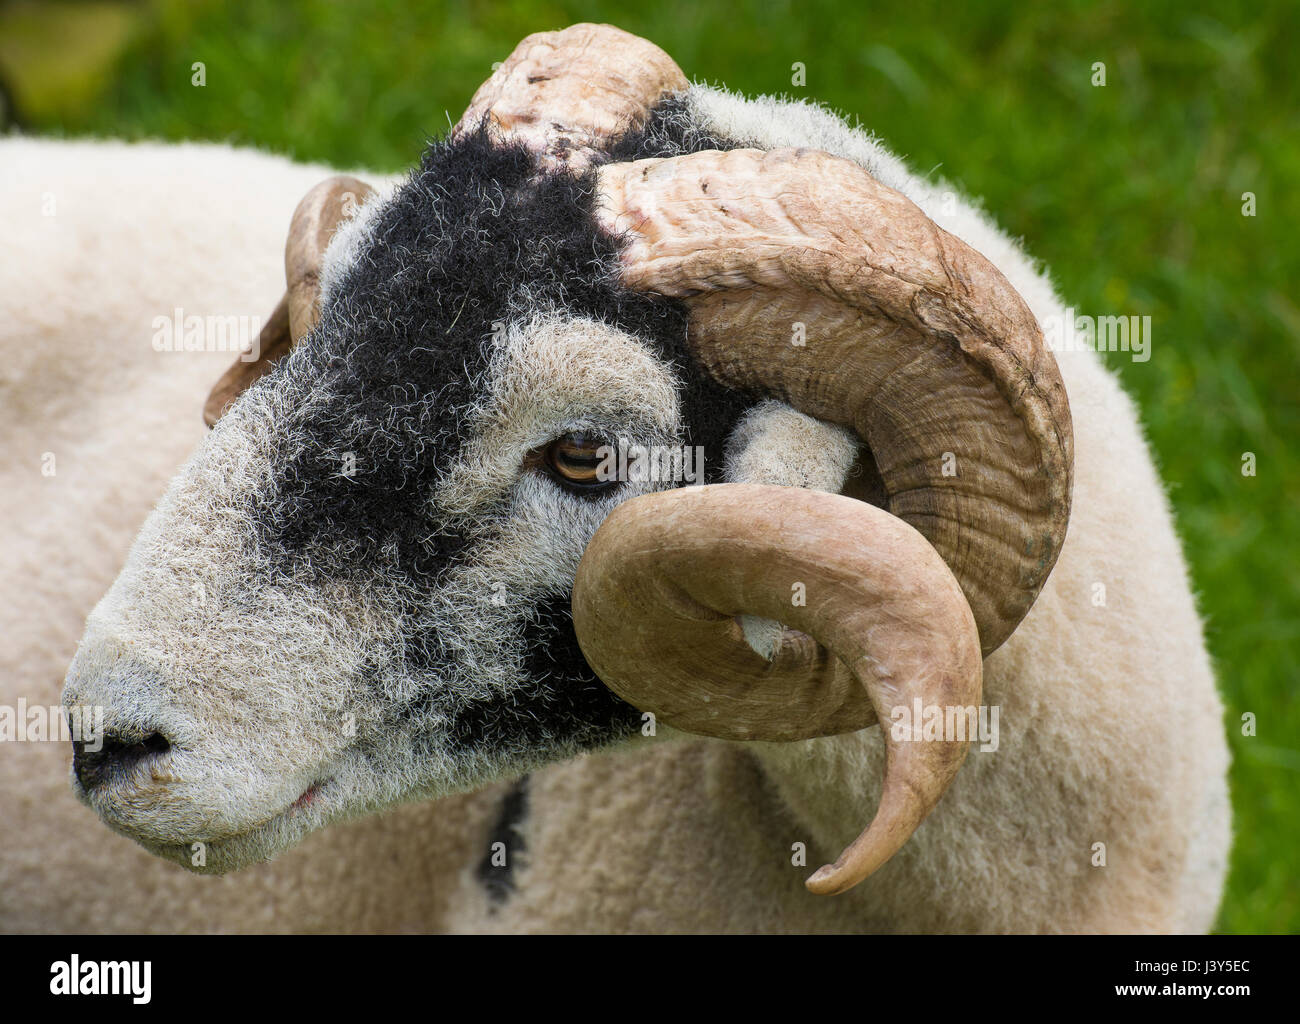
top-left (62, 25), bottom-right (1072, 894)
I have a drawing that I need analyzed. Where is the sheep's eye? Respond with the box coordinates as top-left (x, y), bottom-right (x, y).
top-left (543, 433), bottom-right (613, 491)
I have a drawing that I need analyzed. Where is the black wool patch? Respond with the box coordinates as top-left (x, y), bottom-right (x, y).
top-left (476, 775), bottom-right (530, 907)
top-left (444, 597), bottom-right (642, 753)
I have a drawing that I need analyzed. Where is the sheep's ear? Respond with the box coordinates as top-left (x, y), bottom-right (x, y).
top-left (202, 175), bottom-right (376, 428)
top-left (722, 400), bottom-right (888, 508)
top-left (202, 294), bottom-right (291, 428)
top-left (723, 400), bottom-right (859, 493)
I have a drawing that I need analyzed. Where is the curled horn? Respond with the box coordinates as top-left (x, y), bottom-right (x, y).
top-left (571, 146), bottom-right (1073, 894)
top-left (573, 485), bottom-right (983, 894)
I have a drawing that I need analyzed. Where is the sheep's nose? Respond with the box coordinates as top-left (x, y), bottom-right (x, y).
top-left (73, 729), bottom-right (171, 791)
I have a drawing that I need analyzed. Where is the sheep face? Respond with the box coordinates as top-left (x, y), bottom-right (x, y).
top-left (62, 124), bottom-right (751, 873)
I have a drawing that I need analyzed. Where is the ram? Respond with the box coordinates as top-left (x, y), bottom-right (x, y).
top-left (45, 24), bottom-right (1227, 932)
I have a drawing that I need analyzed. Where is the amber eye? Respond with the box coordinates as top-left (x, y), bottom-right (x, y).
top-left (543, 433), bottom-right (613, 491)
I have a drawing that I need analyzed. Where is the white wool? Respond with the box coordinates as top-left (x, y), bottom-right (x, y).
top-left (318, 182), bottom-right (399, 307)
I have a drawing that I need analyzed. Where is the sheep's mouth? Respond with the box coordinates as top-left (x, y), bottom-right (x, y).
top-left (134, 776), bottom-right (339, 874)
top-left (224, 776), bottom-right (337, 836)
top-left (290, 781), bottom-right (324, 811)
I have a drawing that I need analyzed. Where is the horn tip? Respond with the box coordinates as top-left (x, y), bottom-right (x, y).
top-left (805, 863), bottom-right (855, 896)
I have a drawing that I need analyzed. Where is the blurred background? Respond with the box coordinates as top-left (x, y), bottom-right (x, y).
top-left (2, 0), bottom-right (1296, 933)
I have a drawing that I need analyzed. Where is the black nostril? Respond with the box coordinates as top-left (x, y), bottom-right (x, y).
top-left (73, 730), bottom-right (171, 791)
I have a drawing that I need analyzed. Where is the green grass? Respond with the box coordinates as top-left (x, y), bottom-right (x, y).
top-left (15, 0), bottom-right (1299, 933)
